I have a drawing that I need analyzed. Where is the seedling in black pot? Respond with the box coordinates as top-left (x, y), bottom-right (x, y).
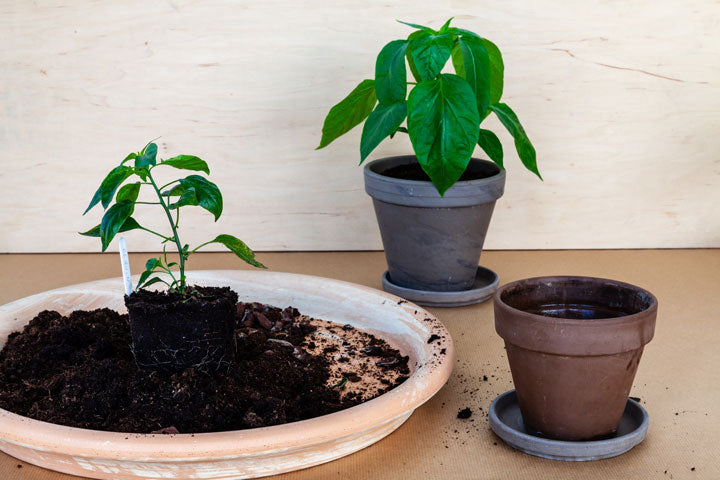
top-left (82, 141), bottom-right (265, 373)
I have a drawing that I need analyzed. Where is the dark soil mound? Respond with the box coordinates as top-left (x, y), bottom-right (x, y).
top-left (0, 301), bottom-right (409, 433)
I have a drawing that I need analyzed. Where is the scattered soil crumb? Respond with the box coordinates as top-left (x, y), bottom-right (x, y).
top-left (457, 408), bottom-right (472, 419)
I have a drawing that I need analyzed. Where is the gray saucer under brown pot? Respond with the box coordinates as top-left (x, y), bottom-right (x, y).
top-left (493, 276), bottom-right (658, 442)
top-left (364, 156), bottom-right (505, 306)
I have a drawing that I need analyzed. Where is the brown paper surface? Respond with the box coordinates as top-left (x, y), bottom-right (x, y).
top-left (0, 250), bottom-right (718, 479)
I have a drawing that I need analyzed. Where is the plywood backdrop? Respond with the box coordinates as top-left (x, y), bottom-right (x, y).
top-left (1, 0), bottom-right (719, 253)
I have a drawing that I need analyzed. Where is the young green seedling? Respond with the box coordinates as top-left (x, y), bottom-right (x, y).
top-left (317, 18), bottom-right (540, 195)
top-left (81, 141), bottom-right (264, 294)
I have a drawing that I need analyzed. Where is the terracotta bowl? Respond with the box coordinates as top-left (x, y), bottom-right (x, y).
top-left (0, 270), bottom-right (454, 479)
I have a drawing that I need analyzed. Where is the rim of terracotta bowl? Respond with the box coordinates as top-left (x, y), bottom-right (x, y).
top-left (0, 270), bottom-right (455, 461)
top-left (494, 275), bottom-right (658, 356)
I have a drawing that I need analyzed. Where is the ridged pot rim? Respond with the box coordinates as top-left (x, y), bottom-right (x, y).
top-left (493, 275), bottom-right (658, 356)
top-left (363, 155), bottom-right (506, 208)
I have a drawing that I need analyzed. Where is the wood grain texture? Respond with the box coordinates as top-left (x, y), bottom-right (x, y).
top-left (1, 0), bottom-right (719, 252)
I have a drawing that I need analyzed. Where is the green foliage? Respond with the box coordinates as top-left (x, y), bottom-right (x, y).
top-left (316, 79), bottom-right (377, 150)
top-left (408, 31), bottom-right (454, 81)
top-left (161, 155), bottom-right (210, 174)
top-left (407, 74), bottom-right (480, 194)
top-left (360, 101), bottom-right (407, 162)
top-left (477, 129), bottom-right (504, 168)
top-left (489, 103), bottom-right (540, 179)
top-left (81, 142), bottom-right (265, 294)
top-left (374, 40), bottom-right (408, 104)
top-left (451, 36), bottom-right (491, 118)
top-left (317, 18), bottom-right (540, 194)
top-left (174, 175), bottom-right (223, 220)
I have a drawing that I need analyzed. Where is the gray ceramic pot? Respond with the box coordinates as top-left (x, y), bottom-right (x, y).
top-left (364, 155), bottom-right (505, 292)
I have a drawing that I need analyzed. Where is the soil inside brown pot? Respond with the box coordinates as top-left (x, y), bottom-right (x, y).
top-left (0, 298), bottom-right (410, 434)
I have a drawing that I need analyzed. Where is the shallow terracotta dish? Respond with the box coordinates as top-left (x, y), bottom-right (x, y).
top-left (0, 270), bottom-right (454, 480)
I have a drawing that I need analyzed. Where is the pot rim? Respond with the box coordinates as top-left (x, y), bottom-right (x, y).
top-left (364, 155), bottom-right (503, 186)
top-left (363, 155), bottom-right (506, 207)
top-left (493, 275), bottom-right (658, 356)
top-left (494, 275), bottom-right (658, 325)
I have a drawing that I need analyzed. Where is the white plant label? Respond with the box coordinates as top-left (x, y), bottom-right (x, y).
top-left (118, 237), bottom-right (133, 295)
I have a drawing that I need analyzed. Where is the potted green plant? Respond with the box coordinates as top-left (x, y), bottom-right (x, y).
top-left (317, 18), bottom-right (540, 305)
top-left (81, 141), bottom-right (265, 372)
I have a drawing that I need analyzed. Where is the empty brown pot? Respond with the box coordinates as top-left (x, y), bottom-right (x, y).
top-left (494, 276), bottom-right (657, 441)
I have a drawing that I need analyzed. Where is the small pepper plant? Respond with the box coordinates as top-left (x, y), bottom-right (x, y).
top-left (317, 18), bottom-right (540, 195)
top-left (81, 141), bottom-right (264, 294)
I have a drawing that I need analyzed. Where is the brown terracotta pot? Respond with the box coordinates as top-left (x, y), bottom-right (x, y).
top-left (494, 276), bottom-right (657, 441)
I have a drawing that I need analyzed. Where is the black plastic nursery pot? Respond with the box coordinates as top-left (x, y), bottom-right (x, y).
top-left (364, 155), bottom-right (506, 292)
top-left (124, 285), bottom-right (239, 373)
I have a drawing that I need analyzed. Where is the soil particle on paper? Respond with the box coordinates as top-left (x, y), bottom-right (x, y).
top-left (457, 408), bottom-right (472, 419)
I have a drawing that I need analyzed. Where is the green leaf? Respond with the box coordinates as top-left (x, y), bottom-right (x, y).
top-left (160, 155), bottom-right (210, 174)
top-left (452, 36), bottom-right (491, 117)
top-left (407, 74), bottom-right (481, 195)
top-left (100, 201), bottom-right (135, 251)
top-left (360, 102), bottom-right (407, 162)
top-left (79, 224), bottom-right (101, 237)
top-left (135, 168), bottom-right (149, 181)
top-left (447, 27), bottom-right (480, 38)
top-left (137, 276), bottom-right (165, 290)
top-left (84, 165), bottom-right (134, 214)
top-left (176, 175), bottom-right (223, 220)
top-left (375, 40), bottom-right (408, 104)
top-left (136, 269), bottom-right (154, 289)
top-left (482, 39), bottom-right (504, 104)
top-left (79, 217), bottom-right (142, 238)
top-left (145, 257), bottom-right (161, 271)
top-left (477, 129), bottom-right (504, 168)
top-left (317, 79), bottom-right (377, 149)
top-left (406, 31), bottom-right (424, 82)
top-left (116, 182), bottom-right (141, 203)
top-left (209, 234), bottom-right (266, 268)
top-left (438, 18), bottom-right (454, 33)
top-left (135, 143), bottom-right (158, 169)
top-left (489, 103), bottom-right (540, 178)
top-left (121, 152), bottom-right (137, 165)
top-left (408, 31), bottom-right (454, 81)
top-left (168, 186), bottom-right (197, 209)
top-left (396, 20), bottom-right (436, 33)
top-left (162, 183), bottom-right (184, 196)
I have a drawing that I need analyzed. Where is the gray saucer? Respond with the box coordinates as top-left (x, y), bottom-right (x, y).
top-left (381, 266), bottom-right (499, 307)
top-left (489, 390), bottom-right (649, 461)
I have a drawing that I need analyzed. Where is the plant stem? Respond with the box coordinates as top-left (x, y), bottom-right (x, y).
top-left (158, 179), bottom-right (180, 191)
top-left (139, 226), bottom-right (172, 241)
top-left (188, 239), bottom-right (214, 255)
top-left (147, 170), bottom-right (186, 293)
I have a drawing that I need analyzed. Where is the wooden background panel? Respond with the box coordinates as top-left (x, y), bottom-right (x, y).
top-left (0, 0), bottom-right (719, 253)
